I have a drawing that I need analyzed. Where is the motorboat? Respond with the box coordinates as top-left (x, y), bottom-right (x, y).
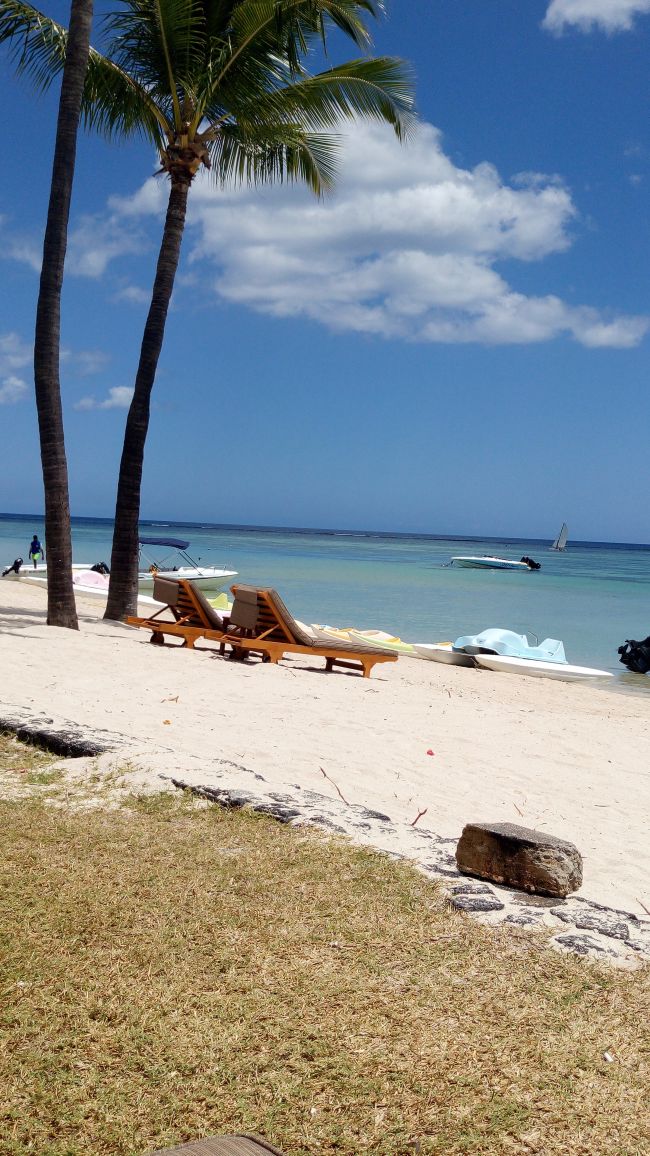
top-left (3, 537), bottom-right (236, 595)
top-left (137, 536), bottom-right (237, 592)
top-left (450, 555), bottom-right (541, 571)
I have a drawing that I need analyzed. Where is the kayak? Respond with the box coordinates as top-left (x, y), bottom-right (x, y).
top-left (413, 642), bottom-right (476, 667)
top-left (472, 653), bottom-right (613, 681)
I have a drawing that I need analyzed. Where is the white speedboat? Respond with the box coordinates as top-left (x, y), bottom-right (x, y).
top-left (3, 536), bottom-right (237, 595)
top-left (451, 555), bottom-right (540, 571)
top-left (137, 536), bottom-right (237, 592)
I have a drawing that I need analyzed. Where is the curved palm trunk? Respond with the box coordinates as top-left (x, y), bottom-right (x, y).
top-left (35, 0), bottom-right (93, 629)
top-left (104, 177), bottom-right (189, 621)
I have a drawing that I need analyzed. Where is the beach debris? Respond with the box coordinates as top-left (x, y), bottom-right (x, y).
top-left (456, 822), bottom-right (583, 898)
top-left (161, 695), bottom-right (179, 703)
top-left (163, 719), bottom-right (171, 725)
top-left (426, 749), bottom-right (435, 756)
top-left (603, 1051), bottom-right (615, 1063)
top-left (320, 766), bottom-right (350, 806)
top-left (410, 807), bottom-right (428, 827)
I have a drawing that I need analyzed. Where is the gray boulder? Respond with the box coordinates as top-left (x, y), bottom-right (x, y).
top-left (456, 821), bottom-right (583, 898)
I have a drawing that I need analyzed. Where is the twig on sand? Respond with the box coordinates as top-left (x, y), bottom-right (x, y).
top-left (320, 766), bottom-right (350, 805)
top-left (410, 807), bottom-right (428, 827)
top-left (636, 898), bottom-right (650, 917)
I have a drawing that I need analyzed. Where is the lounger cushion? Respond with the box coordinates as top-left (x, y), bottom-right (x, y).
top-left (151, 577), bottom-right (227, 631)
top-left (189, 582), bottom-right (228, 630)
top-left (229, 585), bottom-right (259, 631)
top-left (153, 576), bottom-right (181, 606)
top-left (231, 584), bottom-right (396, 656)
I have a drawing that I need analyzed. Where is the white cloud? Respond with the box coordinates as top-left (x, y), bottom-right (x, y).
top-left (0, 332), bottom-right (32, 373)
top-left (66, 214), bottom-right (148, 278)
top-left (5, 239), bottom-right (42, 272)
top-left (61, 348), bottom-right (110, 375)
top-left (74, 385), bottom-right (134, 411)
top-left (113, 285), bottom-right (151, 305)
top-left (543, 0), bottom-right (650, 33)
top-left (0, 334), bottom-right (31, 404)
top-left (109, 177), bottom-right (167, 218)
top-left (52, 119), bottom-right (649, 350)
top-left (149, 120), bottom-right (645, 348)
top-left (0, 374), bottom-right (28, 405)
top-left (2, 210), bottom-right (149, 279)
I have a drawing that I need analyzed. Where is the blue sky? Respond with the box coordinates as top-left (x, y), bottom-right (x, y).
top-left (1, 0), bottom-right (649, 541)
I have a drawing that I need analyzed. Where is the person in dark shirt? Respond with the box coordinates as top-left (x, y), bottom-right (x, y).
top-left (29, 535), bottom-right (45, 569)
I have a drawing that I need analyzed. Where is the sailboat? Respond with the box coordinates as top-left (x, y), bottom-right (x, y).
top-left (550, 522), bottom-right (568, 551)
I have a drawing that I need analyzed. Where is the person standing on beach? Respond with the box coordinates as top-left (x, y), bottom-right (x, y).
top-left (28, 534), bottom-right (45, 569)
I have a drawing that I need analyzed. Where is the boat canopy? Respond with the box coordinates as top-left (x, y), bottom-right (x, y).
top-left (139, 536), bottom-right (190, 549)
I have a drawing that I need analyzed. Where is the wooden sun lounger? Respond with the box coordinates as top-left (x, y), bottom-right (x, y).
top-left (127, 578), bottom-right (397, 677)
top-left (126, 576), bottom-right (231, 649)
top-left (227, 584), bottom-right (398, 678)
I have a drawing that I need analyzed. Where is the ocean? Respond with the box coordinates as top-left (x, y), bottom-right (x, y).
top-left (2, 512), bottom-right (649, 684)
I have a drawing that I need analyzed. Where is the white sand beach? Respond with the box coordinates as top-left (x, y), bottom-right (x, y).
top-left (1, 579), bottom-right (649, 917)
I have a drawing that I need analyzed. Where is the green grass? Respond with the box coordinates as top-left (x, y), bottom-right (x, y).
top-left (0, 739), bottom-right (649, 1155)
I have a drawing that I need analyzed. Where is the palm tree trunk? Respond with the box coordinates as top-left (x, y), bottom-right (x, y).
top-left (104, 177), bottom-right (190, 621)
top-left (34, 0), bottom-right (93, 630)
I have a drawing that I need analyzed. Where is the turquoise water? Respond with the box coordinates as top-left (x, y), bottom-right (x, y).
top-left (2, 512), bottom-right (650, 683)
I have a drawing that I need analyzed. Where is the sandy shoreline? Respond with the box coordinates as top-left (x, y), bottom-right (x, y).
top-left (1, 579), bottom-right (649, 917)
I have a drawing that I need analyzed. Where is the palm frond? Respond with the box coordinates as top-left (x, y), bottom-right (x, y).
top-left (209, 121), bottom-right (340, 193)
top-left (83, 51), bottom-right (170, 145)
top-left (0, 1), bottom-right (66, 92)
top-left (207, 55), bottom-right (415, 140)
top-left (279, 56), bottom-right (416, 138)
top-left (103, 0), bottom-right (206, 124)
top-left (218, 0), bottom-right (377, 90)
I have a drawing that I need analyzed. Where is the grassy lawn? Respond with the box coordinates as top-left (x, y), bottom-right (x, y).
top-left (0, 733), bottom-right (649, 1155)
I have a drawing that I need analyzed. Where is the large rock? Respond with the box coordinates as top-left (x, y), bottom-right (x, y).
top-left (456, 822), bottom-right (582, 898)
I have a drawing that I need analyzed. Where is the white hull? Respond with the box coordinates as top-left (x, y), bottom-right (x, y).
top-left (473, 653), bottom-right (612, 681)
top-left (13, 571), bottom-right (162, 606)
top-left (413, 643), bottom-right (476, 666)
top-left (451, 556), bottom-right (532, 571)
top-left (137, 567), bottom-right (237, 592)
top-left (3, 563), bottom-right (236, 595)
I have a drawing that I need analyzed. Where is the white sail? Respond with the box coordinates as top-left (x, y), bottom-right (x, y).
top-left (550, 522), bottom-right (568, 551)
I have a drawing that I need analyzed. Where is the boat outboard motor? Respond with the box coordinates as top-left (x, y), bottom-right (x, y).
top-left (618, 636), bottom-right (650, 674)
top-left (2, 557), bottom-right (23, 576)
top-left (90, 561), bottom-right (110, 575)
top-left (520, 556), bottom-right (541, 570)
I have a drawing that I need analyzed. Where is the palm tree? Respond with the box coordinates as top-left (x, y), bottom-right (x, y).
top-left (0, 0), bottom-right (94, 629)
top-left (1, 1), bottom-right (413, 620)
